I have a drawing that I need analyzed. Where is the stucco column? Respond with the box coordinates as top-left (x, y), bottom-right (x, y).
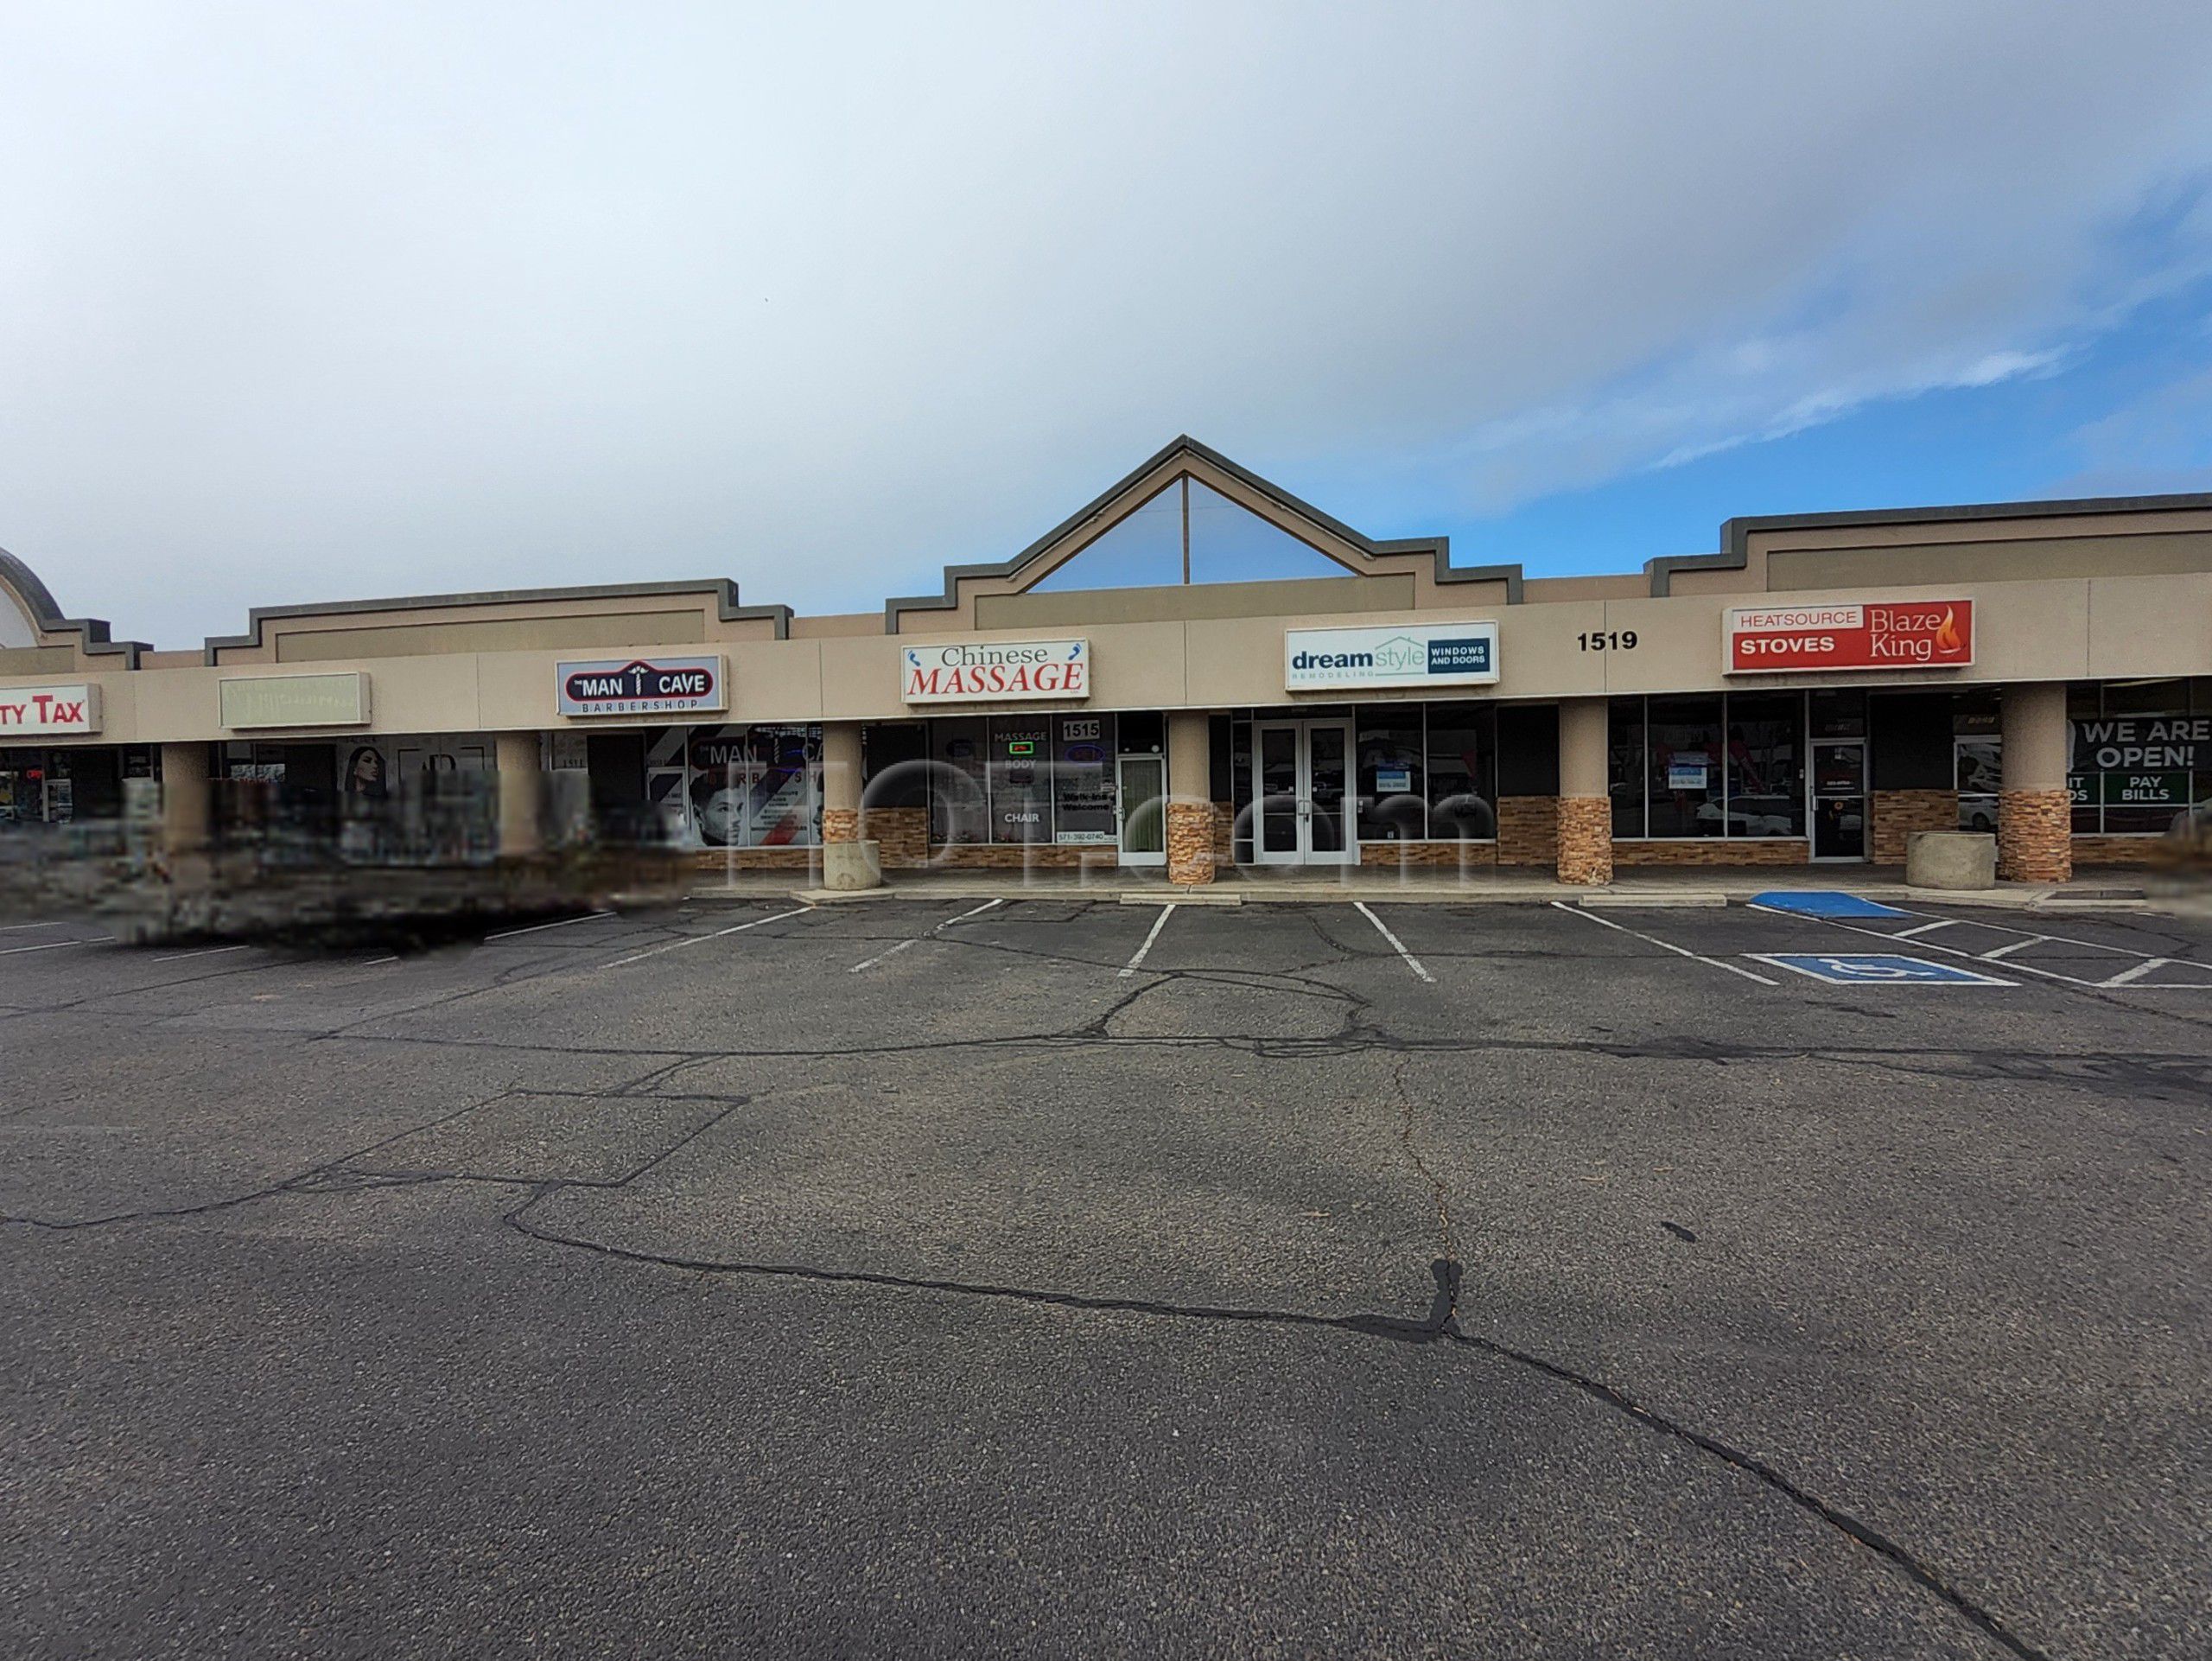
top-left (1999, 683), bottom-right (2071, 883)
top-left (1556, 698), bottom-right (1612, 886)
top-left (821, 722), bottom-right (862, 843)
top-left (818, 722), bottom-right (880, 890)
top-left (157, 742), bottom-right (211, 856)
top-left (1166, 710), bottom-right (1214, 887)
top-left (495, 731), bottom-right (543, 859)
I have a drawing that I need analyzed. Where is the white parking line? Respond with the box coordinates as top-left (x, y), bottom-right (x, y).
top-left (1355, 902), bottom-right (1435, 983)
top-left (1979, 937), bottom-right (2044, 960)
top-left (1891, 920), bottom-right (1956, 939)
top-left (0, 921), bottom-right (67, 931)
top-left (1553, 901), bottom-right (1777, 985)
top-left (152, 943), bottom-right (254, 963)
top-left (486, 909), bottom-right (616, 942)
top-left (0, 936), bottom-right (113, 958)
top-left (2099, 958), bottom-right (2170, 987)
top-left (1749, 907), bottom-right (2114, 987)
top-left (609, 906), bottom-right (812, 968)
top-left (849, 899), bottom-right (1005, 974)
top-left (1119, 903), bottom-right (1177, 978)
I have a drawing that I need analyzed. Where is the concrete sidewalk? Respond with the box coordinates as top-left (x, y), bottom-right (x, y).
top-left (675, 862), bottom-right (2164, 912)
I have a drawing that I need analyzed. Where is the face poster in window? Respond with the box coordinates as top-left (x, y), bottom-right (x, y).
top-left (341, 744), bottom-right (388, 801)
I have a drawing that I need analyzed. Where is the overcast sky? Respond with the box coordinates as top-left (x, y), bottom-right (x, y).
top-left (4, 3), bottom-right (2212, 648)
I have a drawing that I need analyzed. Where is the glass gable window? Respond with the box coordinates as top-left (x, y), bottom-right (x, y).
top-left (1609, 693), bottom-right (1808, 840)
top-left (1026, 479), bottom-right (1352, 591)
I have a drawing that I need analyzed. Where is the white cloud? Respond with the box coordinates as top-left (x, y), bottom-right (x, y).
top-left (1, 1), bottom-right (2210, 644)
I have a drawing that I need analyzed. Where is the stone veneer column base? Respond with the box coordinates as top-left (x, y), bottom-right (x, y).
top-left (860, 805), bottom-right (929, 868)
top-left (1166, 801), bottom-right (1216, 886)
top-left (1869, 790), bottom-right (1960, 864)
top-left (1555, 797), bottom-right (1612, 885)
top-left (823, 806), bottom-right (859, 844)
top-left (1497, 795), bottom-right (1559, 866)
top-left (1998, 788), bottom-right (2072, 882)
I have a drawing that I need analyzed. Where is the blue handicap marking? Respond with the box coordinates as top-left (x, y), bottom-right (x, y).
top-left (1750, 890), bottom-right (1911, 920)
top-left (1751, 953), bottom-right (2014, 986)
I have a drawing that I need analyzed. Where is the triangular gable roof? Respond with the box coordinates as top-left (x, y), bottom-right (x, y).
top-left (884, 435), bottom-right (1523, 631)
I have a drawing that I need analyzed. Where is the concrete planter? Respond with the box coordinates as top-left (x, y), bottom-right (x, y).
top-left (1905, 830), bottom-right (1997, 890)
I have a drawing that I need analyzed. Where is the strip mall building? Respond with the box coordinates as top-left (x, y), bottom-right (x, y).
top-left (4, 436), bottom-right (2209, 886)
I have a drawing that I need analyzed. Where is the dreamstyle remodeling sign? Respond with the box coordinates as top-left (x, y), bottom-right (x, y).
top-left (557, 657), bottom-right (729, 717)
top-left (1284, 623), bottom-right (1498, 691)
top-left (902, 640), bottom-right (1090, 703)
top-left (0, 683), bottom-right (100, 736)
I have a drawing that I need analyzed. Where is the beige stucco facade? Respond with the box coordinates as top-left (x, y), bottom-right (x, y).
top-left (5, 436), bottom-right (2210, 881)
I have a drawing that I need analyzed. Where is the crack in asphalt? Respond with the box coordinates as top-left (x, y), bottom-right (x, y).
top-left (498, 1186), bottom-right (2044, 1661)
top-left (8, 896), bottom-right (2181, 1658)
top-left (4, 1057), bottom-right (2063, 1661)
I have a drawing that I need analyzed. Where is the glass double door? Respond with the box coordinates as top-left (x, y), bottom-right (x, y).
top-left (1254, 719), bottom-right (1356, 865)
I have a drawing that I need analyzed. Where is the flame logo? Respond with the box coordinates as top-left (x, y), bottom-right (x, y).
top-left (1934, 608), bottom-right (1961, 653)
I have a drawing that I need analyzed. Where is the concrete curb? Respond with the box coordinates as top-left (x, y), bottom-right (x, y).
top-left (1580, 892), bottom-right (1727, 908)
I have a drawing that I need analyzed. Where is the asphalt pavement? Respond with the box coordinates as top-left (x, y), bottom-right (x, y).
top-left (2, 892), bottom-right (2206, 1658)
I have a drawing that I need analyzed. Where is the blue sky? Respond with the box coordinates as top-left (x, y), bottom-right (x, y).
top-left (1444, 262), bottom-right (2212, 577)
top-left (1042, 251), bottom-right (2212, 591)
top-left (3, 4), bottom-right (2212, 642)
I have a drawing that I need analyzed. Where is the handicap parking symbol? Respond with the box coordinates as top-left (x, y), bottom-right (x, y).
top-left (1748, 953), bottom-right (2015, 986)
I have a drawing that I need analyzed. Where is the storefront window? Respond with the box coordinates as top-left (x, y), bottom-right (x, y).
top-left (2069, 680), bottom-right (2204, 835)
top-left (988, 717), bottom-right (1053, 843)
top-left (2067, 684), bottom-right (2101, 834)
top-left (1646, 697), bottom-right (1724, 837)
top-left (1810, 689), bottom-right (1866, 737)
top-left (1117, 711), bottom-right (1165, 754)
top-left (1050, 715), bottom-right (1117, 844)
top-left (1724, 693), bottom-right (1804, 837)
top-left (1230, 721), bottom-right (1253, 862)
top-left (1607, 700), bottom-right (1644, 837)
top-left (1953, 690), bottom-right (2001, 833)
top-left (1357, 706), bottom-right (1427, 841)
top-left (1425, 703), bottom-right (1495, 839)
top-left (1611, 693), bottom-right (1811, 840)
top-left (930, 716), bottom-right (989, 844)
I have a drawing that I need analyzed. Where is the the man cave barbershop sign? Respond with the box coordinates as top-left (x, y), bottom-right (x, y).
top-left (557, 656), bottom-right (729, 717)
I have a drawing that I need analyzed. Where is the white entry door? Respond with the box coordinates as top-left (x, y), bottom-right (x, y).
top-left (1253, 719), bottom-right (1357, 866)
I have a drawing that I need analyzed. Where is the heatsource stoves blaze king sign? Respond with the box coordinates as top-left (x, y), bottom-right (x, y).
top-left (1724, 601), bottom-right (1974, 672)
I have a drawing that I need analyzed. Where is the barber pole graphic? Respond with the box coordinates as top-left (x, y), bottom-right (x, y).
top-left (1725, 601), bottom-right (1973, 673)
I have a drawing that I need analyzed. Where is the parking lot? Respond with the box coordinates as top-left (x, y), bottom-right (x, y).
top-left (3, 892), bottom-right (2207, 1659)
